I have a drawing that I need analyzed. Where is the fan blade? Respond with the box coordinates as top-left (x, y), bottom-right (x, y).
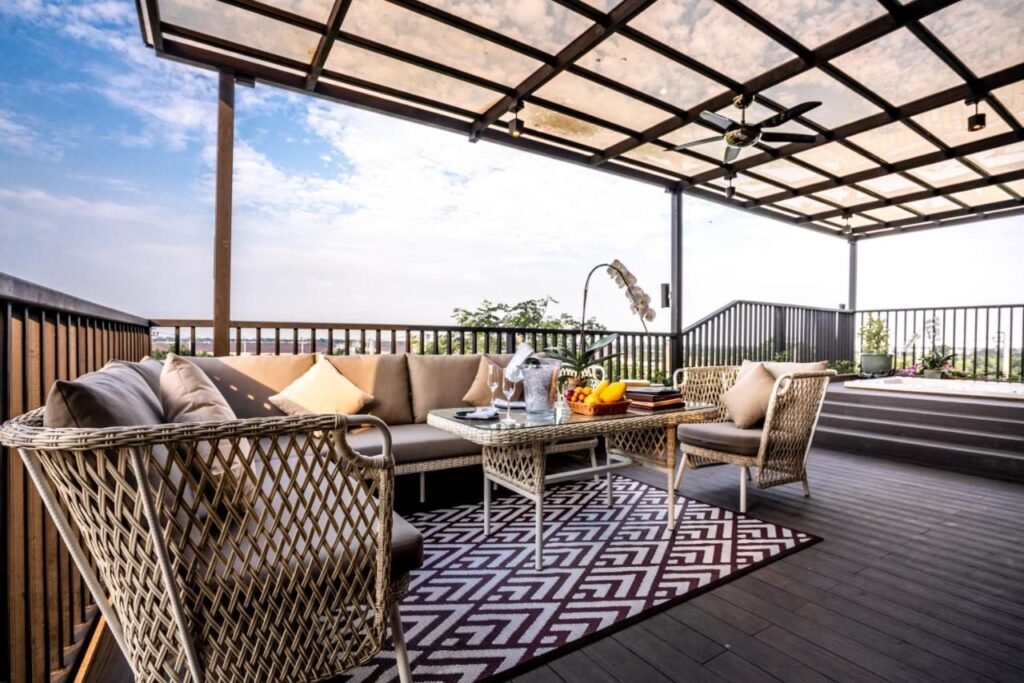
top-left (670, 136), bottom-right (721, 151)
top-left (723, 145), bottom-right (741, 164)
top-left (699, 110), bottom-right (736, 132)
top-left (760, 131), bottom-right (818, 144)
top-left (758, 101), bottom-right (821, 128)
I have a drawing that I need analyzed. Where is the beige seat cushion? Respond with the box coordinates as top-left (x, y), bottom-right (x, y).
top-left (342, 423), bottom-right (480, 466)
top-left (722, 362), bottom-right (776, 429)
top-left (406, 354), bottom-right (483, 422)
top-left (678, 422), bottom-right (763, 457)
top-left (43, 360), bottom-right (165, 428)
top-left (325, 354), bottom-right (413, 425)
top-left (189, 354), bottom-right (316, 418)
top-left (269, 357), bottom-right (373, 416)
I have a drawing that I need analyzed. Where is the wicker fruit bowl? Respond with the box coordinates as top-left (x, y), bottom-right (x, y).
top-left (567, 399), bottom-right (631, 416)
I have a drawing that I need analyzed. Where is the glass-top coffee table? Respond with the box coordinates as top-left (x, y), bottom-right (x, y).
top-left (428, 403), bottom-right (718, 569)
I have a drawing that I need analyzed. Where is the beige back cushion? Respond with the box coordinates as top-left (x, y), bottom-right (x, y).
top-left (326, 354), bottom-right (414, 425)
top-left (189, 354), bottom-right (316, 419)
top-left (722, 362), bottom-right (776, 429)
top-left (406, 354), bottom-right (483, 422)
top-left (763, 360), bottom-right (829, 379)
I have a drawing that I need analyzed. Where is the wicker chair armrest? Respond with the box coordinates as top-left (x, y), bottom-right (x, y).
top-left (758, 370), bottom-right (835, 457)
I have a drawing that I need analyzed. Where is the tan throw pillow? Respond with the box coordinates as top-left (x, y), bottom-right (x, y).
top-left (722, 362), bottom-right (776, 429)
top-left (463, 356), bottom-right (504, 407)
top-left (269, 356), bottom-right (374, 415)
top-left (763, 360), bottom-right (829, 379)
top-left (160, 353), bottom-right (249, 494)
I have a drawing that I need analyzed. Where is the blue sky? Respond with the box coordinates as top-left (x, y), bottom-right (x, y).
top-left (1, 0), bottom-right (1021, 332)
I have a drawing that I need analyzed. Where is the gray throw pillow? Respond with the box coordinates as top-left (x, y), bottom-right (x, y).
top-left (43, 361), bottom-right (165, 428)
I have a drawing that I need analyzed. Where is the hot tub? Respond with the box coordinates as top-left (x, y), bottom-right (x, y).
top-left (844, 376), bottom-right (1024, 401)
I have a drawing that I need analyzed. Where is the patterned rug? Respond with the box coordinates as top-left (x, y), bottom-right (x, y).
top-left (349, 474), bottom-right (818, 682)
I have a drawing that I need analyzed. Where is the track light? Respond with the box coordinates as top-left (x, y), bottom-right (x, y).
top-left (967, 99), bottom-right (986, 132)
top-left (508, 100), bottom-right (524, 138)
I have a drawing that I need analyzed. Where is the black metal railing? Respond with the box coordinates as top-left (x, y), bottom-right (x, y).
top-left (679, 300), bottom-right (855, 367)
top-left (856, 305), bottom-right (1024, 381)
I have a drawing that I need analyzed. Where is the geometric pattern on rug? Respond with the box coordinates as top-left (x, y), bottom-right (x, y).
top-left (347, 474), bottom-right (818, 682)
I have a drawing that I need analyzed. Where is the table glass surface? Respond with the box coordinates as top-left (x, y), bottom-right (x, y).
top-left (429, 403), bottom-right (716, 431)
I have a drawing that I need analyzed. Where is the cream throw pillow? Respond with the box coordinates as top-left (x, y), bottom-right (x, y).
top-left (160, 353), bottom-right (249, 494)
top-left (269, 356), bottom-right (374, 415)
top-left (463, 356), bottom-right (503, 407)
top-left (722, 362), bottom-right (776, 429)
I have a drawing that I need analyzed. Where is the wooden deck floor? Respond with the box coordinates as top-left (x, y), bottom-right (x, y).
top-left (83, 448), bottom-right (1024, 682)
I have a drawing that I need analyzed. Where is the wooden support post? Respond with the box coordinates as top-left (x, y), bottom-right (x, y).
top-left (213, 70), bottom-right (235, 357)
top-left (848, 238), bottom-right (858, 312)
top-left (669, 189), bottom-right (684, 370)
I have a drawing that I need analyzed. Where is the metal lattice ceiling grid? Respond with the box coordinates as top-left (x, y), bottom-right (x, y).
top-left (136, 0), bottom-right (1024, 239)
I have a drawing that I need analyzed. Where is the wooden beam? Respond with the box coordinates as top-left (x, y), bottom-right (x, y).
top-left (213, 70), bottom-right (234, 358)
top-left (468, 0), bottom-right (659, 140)
top-left (306, 0), bottom-right (354, 90)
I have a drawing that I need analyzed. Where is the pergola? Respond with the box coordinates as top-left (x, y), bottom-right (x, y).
top-left (133, 0), bottom-right (1024, 353)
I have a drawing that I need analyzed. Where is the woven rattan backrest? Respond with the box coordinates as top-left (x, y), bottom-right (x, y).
top-left (678, 366), bottom-right (739, 422)
top-left (1, 410), bottom-right (395, 683)
top-left (756, 372), bottom-right (834, 488)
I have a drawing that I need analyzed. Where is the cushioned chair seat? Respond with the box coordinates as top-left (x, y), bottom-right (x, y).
top-left (678, 422), bottom-right (763, 457)
top-left (344, 423), bottom-right (480, 466)
top-left (391, 513), bottom-right (424, 579)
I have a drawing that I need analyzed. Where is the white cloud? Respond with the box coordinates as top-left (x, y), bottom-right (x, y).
top-left (0, 110), bottom-right (62, 159)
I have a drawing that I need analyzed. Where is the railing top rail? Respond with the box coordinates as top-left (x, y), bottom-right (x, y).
top-left (150, 319), bottom-right (672, 337)
top-left (0, 272), bottom-right (150, 327)
top-left (679, 300), bottom-right (853, 335)
top-left (857, 304), bottom-right (1024, 313)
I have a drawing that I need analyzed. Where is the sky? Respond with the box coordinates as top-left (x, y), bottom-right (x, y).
top-left (0, 0), bottom-right (1022, 334)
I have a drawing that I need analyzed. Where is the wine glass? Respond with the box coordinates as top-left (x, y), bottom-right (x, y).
top-left (487, 363), bottom-right (500, 408)
top-left (501, 371), bottom-right (518, 424)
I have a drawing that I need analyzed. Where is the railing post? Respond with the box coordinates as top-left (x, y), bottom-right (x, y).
top-left (669, 188), bottom-right (684, 371)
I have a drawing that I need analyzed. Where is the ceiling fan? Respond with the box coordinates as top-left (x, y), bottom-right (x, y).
top-left (671, 94), bottom-right (821, 163)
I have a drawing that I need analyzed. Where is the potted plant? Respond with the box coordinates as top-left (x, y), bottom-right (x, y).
top-left (545, 260), bottom-right (654, 390)
top-left (921, 316), bottom-right (954, 379)
top-left (859, 315), bottom-right (892, 375)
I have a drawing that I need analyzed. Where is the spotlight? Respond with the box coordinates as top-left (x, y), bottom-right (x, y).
top-left (967, 99), bottom-right (986, 132)
top-left (508, 100), bottom-right (524, 138)
top-left (724, 173), bottom-right (736, 199)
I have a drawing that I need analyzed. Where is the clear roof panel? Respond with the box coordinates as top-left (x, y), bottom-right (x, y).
top-left (906, 159), bottom-right (981, 187)
top-left (161, 0), bottom-right (321, 62)
top-left (730, 173), bottom-right (782, 198)
top-left (738, 0), bottom-right (885, 49)
top-left (575, 34), bottom-right (727, 111)
top-left (417, 0), bottom-right (594, 55)
top-left (847, 122), bottom-right (940, 163)
top-left (949, 185), bottom-right (1014, 207)
top-left (911, 101), bottom-right (1012, 148)
top-left (517, 103), bottom-right (628, 149)
top-left (752, 159), bottom-right (828, 187)
top-left (580, 0), bottom-right (618, 11)
top-left (761, 69), bottom-right (882, 129)
top-left (863, 205), bottom-right (917, 223)
top-left (624, 145), bottom-right (718, 176)
top-left (342, 0), bottom-right (542, 86)
top-left (774, 195), bottom-right (835, 216)
top-left (900, 196), bottom-right (960, 215)
top-left (830, 28), bottom-right (962, 106)
top-left (856, 173), bottom-right (926, 198)
top-left (921, 0), bottom-right (1024, 77)
top-left (325, 43), bottom-right (502, 113)
top-left (847, 214), bottom-right (878, 228)
top-left (965, 141), bottom-right (1024, 175)
top-left (794, 142), bottom-right (876, 176)
top-left (534, 71), bottom-right (672, 131)
top-left (629, 0), bottom-right (793, 82)
top-left (264, 0), bottom-right (335, 22)
top-left (991, 84), bottom-right (1024, 125)
top-left (814, 185), bottom-right (876, 207)
top-left (1005, 180), bottom-right (1024, 196)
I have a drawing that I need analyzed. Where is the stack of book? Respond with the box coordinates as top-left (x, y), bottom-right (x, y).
top-left (625, 386), bottom-right (683, 412)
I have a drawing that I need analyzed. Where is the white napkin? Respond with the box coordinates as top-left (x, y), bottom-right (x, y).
top-left (504, 343), bottom-right (535, 381)
top-left (464, 406), bottom-right (499, 419)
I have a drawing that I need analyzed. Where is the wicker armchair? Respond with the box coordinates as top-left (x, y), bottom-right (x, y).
top-left (0, 411), bottom-right (415, 683)
top-left (672, 366), bottom-right (834, 512)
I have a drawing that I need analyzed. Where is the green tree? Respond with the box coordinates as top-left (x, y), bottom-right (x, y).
top-left (451, 297), bottom-right (605, 331)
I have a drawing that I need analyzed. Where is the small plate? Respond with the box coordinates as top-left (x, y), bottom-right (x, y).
top-left (453, 409), bottom-right (499, 421)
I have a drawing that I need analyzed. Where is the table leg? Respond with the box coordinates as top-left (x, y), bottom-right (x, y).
top-left (666, 425), bottom-right (678, 531)
top-left (483, 474), bottom-right (491, 536)
top-left (535, 495), bottom-right (544, 570)
top-left (606, 472), bottom-right (613, 507)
